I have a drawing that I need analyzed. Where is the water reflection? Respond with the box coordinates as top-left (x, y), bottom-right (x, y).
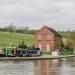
top-left (0, 60), bottom-right (34, 75)
top-left (58, 58), bottom-right (75, 75)
top-left (34, 59), bottom-right (60, 75)
top-left (0, 57), bottom-right (75, 75)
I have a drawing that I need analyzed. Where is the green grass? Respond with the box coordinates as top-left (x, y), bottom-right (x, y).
top-left (0, 31), bottom-right (34, 47)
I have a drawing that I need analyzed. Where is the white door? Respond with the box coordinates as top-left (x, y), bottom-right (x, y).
top-left (46, 44), bottom-right (50, 51)
top-left (39, 44), bottom-right (42, 51)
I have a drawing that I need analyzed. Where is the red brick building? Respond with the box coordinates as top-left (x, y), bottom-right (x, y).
top-left (34, 26), bottom-right (62, 53)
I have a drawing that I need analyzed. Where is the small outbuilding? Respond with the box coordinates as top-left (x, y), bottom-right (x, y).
top-left (34, 26), bottom-right (62, 53)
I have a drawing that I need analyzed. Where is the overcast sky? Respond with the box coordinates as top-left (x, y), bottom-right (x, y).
top-left (0, 0), bottom-right (75, 31)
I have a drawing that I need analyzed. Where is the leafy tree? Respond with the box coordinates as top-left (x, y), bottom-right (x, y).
top-left (61, 40), bottom-right (65, 47)
top-left (18, 41), bottom-right (27, 49)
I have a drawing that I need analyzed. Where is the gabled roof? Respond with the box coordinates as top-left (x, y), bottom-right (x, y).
top-left (35, 26), bottom-right (62, 37)
top-left (43, 26), bottom-right (62, 37)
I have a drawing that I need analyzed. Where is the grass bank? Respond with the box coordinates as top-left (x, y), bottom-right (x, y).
top-left (0, 31), bottom-right (34, 47)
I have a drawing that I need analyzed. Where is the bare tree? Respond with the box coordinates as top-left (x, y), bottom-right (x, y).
top-left (5, 23), bottom-right (16, 33)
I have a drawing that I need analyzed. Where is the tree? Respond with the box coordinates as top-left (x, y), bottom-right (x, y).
top-left (18, 41), bottom-right (27, 49)
top-left (66, 32), bottom-right (75, 49)
top-left (22, 27), bottom-right (29, 33)
top-left (61, 40), bottom-right (65, 47)
top-left (5, 23), bottom-right (16, 33)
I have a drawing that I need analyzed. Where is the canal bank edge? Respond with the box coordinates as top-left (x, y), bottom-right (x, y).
top-left (0, 55), bottom-right (75, 60)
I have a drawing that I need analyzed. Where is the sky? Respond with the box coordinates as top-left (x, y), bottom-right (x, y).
top-left (0, 0), bottom-right (75, 31)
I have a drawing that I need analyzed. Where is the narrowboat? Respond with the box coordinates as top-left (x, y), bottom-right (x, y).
top-left (0, 47), bottom-right (41, 57)
top-left (0, 46), bottom-right (16, 57)
top-left (26, 48), bottom-right (41, 57)
top-left (16, 48), bottom-right (27, 57)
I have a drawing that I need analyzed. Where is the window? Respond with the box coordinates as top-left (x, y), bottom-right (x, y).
top-left (54, 44), bottom-right (60, 49)
top-left (55, 36), bottom-right (58, 40)
top-left (47, 35), bottom-right (51, 40)
top-left (39, 44), bottom-right (42, 51)
top-left (46, 44), bottom-right (50, 51)
top-left (37, 35), bottom-right (42, 40)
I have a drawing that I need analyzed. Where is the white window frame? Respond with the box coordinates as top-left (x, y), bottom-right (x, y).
top-left (46, 44), bottom-right (50, 51)
top-left (39, 44), bottom-right (42, 51)
top-left (47, 35), bottom-right (51, 40)
top-left (37, 35), bottom-right (42, 40)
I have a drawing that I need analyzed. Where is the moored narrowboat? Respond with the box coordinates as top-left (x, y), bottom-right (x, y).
top-left (0, 47), bottom-right (41, 57)
top-left (16, 48), bottom-right (27, 57)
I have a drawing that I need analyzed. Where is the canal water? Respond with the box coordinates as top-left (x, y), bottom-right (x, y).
top-left (0, 57), bottom-right (75, 75)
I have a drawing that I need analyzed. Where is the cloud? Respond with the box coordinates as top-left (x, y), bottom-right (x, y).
top-left (0, 0), bottom-right (75, 30)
